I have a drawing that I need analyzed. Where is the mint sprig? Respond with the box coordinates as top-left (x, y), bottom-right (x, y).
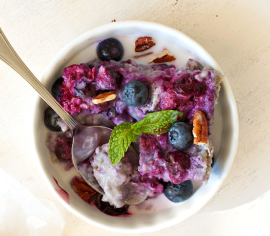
top-left (133, 110), bottom-right (183, 135)
top-left (108, 110), bottom-right (183, 165)
top-left (108, 123), bottom-right (139, 165)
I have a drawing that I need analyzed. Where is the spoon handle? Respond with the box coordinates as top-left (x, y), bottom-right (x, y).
top-left (0, 28), bottom-right (78, 131)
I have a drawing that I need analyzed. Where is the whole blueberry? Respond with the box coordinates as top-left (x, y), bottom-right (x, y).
top-left (51, 77), bottom-right (64, 99)
top-left (168, 122), bottom-right (193, 150)
top-left (164, 180), bottom-right (193, 203)
top-left (94, 194), bottom-right (129, 216)
top-left (122, 80), bottom-right (149, 107)
top-left (97, 38), bottom-right (124, 61)
top-left (44, 107), bottom-right (62, 132)
top-left (211, 156), bottom-right (215, 167)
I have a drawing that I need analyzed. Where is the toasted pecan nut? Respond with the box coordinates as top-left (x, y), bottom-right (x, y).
top-left (148, 49), bottom-right (176, 64)
top-left (134, 52), bottom-right (153, 59)
top-left (193, 111), bottom-right (208, 145)
top-left (71, 177), bottom-right (97, 202)
top-left (135, 36), bottom-right (155, 52)
top-left (92, 91), bottom-right (116, 104)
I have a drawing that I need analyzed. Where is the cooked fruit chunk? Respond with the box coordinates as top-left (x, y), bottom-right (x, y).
top-left (173, 77), bottom-right (206, 96)
top-left (165, 151), bottom-right (191, 173)
top-left (55, 136), bottom-right (72, 162)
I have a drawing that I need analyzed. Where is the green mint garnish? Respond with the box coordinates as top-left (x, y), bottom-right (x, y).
top-left (108, 110), bottom-right (183, 165)
top-left (133, 110), bottom-right (183, 135)
top-left (108, 123), bottom-right (139, 165)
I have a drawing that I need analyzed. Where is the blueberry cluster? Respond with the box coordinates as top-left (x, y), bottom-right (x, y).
top-left (97, 38), bottom-right (149, 107)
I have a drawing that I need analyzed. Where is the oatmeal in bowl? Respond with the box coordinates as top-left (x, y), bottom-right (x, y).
top-left (34, 21), bottom-right (238, 233)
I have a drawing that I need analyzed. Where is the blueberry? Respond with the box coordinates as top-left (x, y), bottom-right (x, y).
top-left (168, 122), bottom-right (193, 150)
top-left (44, 107), bottom-right (62, 132)
top-left (122, 80), bottom-right (149, 107)
top-left (94, 194), bottom-right (129, 216)
top-left (97, 38), bottom-right (124, 61)
top-left (51, 77), bottom-right (64, 99)
top-left (164, 180), bottom-right (193, 203)
top-left (211, 156), bottom-right (215, 167)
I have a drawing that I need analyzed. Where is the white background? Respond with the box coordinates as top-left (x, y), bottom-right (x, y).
top-left (0, 0), bottom-right (270, 235)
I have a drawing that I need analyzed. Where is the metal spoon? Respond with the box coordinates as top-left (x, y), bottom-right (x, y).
top-left (0, 28), bottom-right (140, 200)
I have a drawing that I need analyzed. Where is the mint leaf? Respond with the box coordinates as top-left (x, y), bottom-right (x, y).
top-left (108, 122), bottom-right (138, 165)
top-left (108, 110), bottom-right (183, 165)
top-left (133, 110), bottom-right (183, 135)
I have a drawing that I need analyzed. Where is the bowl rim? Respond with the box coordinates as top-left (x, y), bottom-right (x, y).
top-left (32, 20), bottom-right (239, 233)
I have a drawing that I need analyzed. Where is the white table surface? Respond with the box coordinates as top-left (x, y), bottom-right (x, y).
top-left (1, 0), bottom-right (270, 235)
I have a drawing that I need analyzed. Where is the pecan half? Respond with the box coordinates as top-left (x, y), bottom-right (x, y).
top-left (92, 91), bottom-right (117, 104)
top-left (148, 49), bottom-right (176, 64)
top-left (192, 111), bottom-right (208, 145)
top-left (135, 36), bottom-right (155, 52)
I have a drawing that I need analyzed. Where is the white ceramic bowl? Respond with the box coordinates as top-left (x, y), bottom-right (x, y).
top-left (33, 21), bottom-right (239, 233)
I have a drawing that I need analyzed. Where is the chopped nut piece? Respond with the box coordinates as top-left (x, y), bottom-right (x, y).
top-left (192, 111), bottom-right (208, 145)
top-left (50, 153), bottom-right (58, 163)
top-left (71, 177), bottom-right (97, 202)
top-left (92, 91), bottom-right (117, 104)
top-left (148, 49), bottom-right (176, 64)
top-left (135, 36), bottom-right (155, 52)
top-left (134, 52), bottom-right (153, 59)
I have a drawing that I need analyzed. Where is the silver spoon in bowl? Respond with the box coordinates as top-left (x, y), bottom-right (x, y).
top-left (0, 28), bottom-right (142, 204)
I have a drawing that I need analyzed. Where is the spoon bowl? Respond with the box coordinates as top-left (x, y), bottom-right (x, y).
top-left (72, 125), bottom-right (112, 194)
